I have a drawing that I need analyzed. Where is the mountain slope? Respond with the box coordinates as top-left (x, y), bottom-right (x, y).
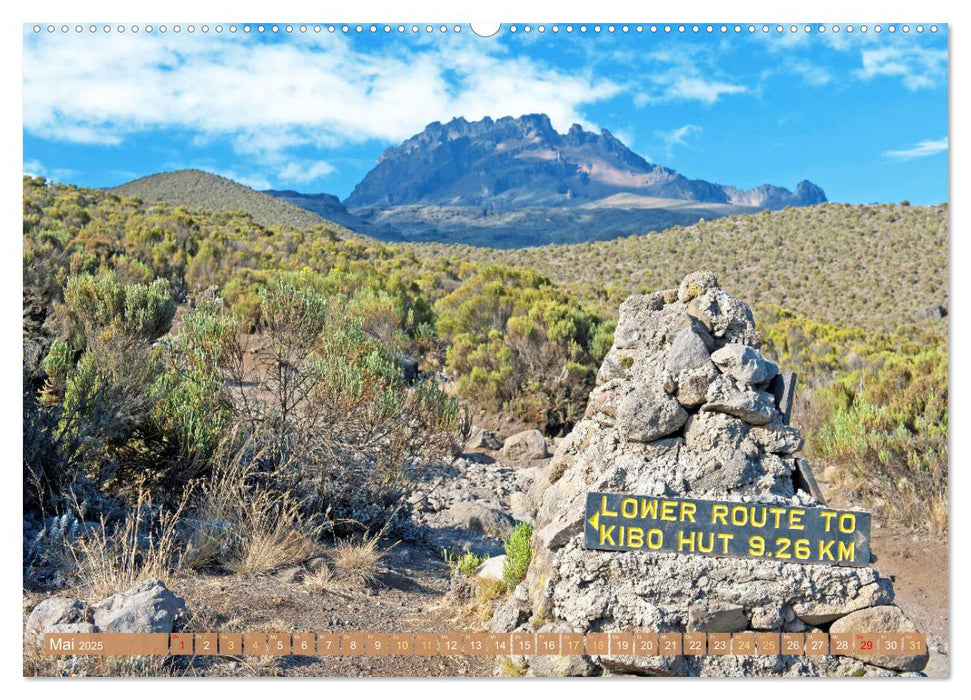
top-left (345, 114), bottom-right (826, 210)
top-left (262, 189), bottom-right (403, 241)
top-left (111, 170), bottom-right (366, 239)
top-left (407, 202), bottom-right (948, 333)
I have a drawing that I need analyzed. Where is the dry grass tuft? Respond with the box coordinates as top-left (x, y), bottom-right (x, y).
top-left (183, 449), bottom-right (322, 575)
top-left (302, 561), bottom-right (338, 593)
top-left (67, 490), bottom-right (186, 600)
top-left (333, 533), bottom-right (388, 588)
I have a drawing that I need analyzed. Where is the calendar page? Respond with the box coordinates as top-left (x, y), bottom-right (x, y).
top-left (21, 13), bottom-right (949, 680)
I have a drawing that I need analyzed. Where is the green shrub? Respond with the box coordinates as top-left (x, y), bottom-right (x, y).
top-left (443, 549), bottom-right (488, 578)
top-left (58, 270), bottom-right (175, 350)
top-left (29, 271), bottom-right (177, 504)
top-left (151, 296), bottom-right (240, 462)
top-left (812, 344), bottom-right (947, 531)
top-left (200, 274), bottom-right (463, 530)
top-left (502, 522), bottom-right (534, 591)
top-left (435, 266), bottom-right (604, 431)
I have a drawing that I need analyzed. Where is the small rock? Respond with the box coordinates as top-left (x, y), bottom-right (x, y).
top-left (91, 578), bottom-right (187, 634)
top-left (536, 515), bottom-right (583, 550)
top-left (502, 429), bottom-right (550, 461)
top-left (829, 605), bottom-right (928, 672)
top-left (687, 602), bottom-right (748, 633)
top-left (687, 288), bottom-right (760, 345)
top-left (748, 419), bottom-right (804, 455)
top-left (677, 271), bottom-right (719, 302)
top-left (617, 384), bottom-right (689, 443)
top-left (491, 596), bottom-right (531, 632)
top-left (26, 597), bottom-right (88, 636)
top-left (701, 375), bottom-right (777, 425)
top-left (750, 605), bottom-right (785, 630)
top-left (675, 363), bottom-right (720, 408)
top-left (445, 502), bottom-right (516, 538)
top-left (661, 288), bottom-right (679, 304)
top-left (794, 580), bottom-right (894, 625)
top-left (710, 344), bottom-right (778, 385)
top-left (665, 327), bottom-right (712, 374)
top-left (474, 555), bottom-right (507, 582)
top-left (466, 426), bottom-right (503, 451)
top-left (683, 411), bottom-right (751, 453)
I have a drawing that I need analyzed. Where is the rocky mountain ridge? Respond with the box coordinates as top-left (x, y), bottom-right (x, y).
top-left (345, 114), bottom-right (826, 210)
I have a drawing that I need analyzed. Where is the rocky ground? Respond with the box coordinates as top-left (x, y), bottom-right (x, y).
top-left (23, 421), bottom-right (948, 677)
top-left (24, 276), bottom-right (950, 682)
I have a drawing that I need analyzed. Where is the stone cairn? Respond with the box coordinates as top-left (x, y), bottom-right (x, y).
top-left (496, 271), bottom-right (928, 677)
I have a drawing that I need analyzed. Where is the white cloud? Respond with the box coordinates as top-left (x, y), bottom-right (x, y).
top-left (23, 158), bottom-right (75, 182)
top-left (633, 46), bottom-right (747, 106)
top-left (883, 137), bottom-right (948, 160)
top-left (857, 45), bottom-right (947, 90)
top-left (787, 60), bottom-right (832, 86)
top-left (665, 78), bottom-right (747, 104)
top-left (23, 159), bottom-right (45, 177)
top-left (278, 160), bottom-right (336, 184)
top-left (656, 124), bottom-right (702, 154)
top-left (22, 31), bottom-right (621, 163)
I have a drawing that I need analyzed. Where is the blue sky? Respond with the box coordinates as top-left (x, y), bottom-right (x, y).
top-left (23, 23), bottom-right (949, 204)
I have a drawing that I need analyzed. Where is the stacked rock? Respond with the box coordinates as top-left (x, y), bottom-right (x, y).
top-left (500, 271), bottom-right (927, 677)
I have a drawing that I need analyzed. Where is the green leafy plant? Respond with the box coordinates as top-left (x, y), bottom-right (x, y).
top-left (502, 522), bottom-right (534, 591)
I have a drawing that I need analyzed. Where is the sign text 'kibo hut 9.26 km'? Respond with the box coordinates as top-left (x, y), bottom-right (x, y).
top-left (584, 492), bottom-right (871, 567)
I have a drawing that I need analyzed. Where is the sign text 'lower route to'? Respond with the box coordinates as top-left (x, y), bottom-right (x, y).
top-left (584, 492), bottom-right (870, 566)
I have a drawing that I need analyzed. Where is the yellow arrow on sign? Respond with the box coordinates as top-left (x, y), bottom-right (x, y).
top-left (587, 511), bottom-right (599, 531)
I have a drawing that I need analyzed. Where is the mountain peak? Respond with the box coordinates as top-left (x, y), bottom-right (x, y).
top-left (346, 113), bottom-right (824, 211)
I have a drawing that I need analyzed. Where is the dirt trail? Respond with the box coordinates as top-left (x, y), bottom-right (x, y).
top-left (173, 541), bottom-right (495, 677)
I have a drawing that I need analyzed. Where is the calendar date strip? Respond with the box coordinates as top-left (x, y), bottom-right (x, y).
top-left (42, 631), bottom-right (927, 658)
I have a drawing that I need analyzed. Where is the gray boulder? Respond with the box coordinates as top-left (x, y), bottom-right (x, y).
top-left (26, 597), bottom-right (89, 636)
top-left (502, 429), bottom-right (550, 461)
top-left (444, 502), bottom-right (516, 538)
top-left (473, 555), bottom-right (507, 582)
top-left (710, 344), bottom-right (778, 385)
top-left (665, 327), bottom-right (711, 374)
top-left (91, 578), bottom-right (187, 634)
top-left (702, 375), bottom-right (778, 425)
top-left (829, 606), bottom-right (928, 672)
top-left (617, 384), bottom-right (689, 443)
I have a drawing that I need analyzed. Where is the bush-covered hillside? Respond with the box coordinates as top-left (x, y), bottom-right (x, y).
top-left (410, 202), bottom-right (949, 334)
top-left (110, 169), bottom-right (366, 238)
top-left (23, 176), bottom-right (948, 549)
